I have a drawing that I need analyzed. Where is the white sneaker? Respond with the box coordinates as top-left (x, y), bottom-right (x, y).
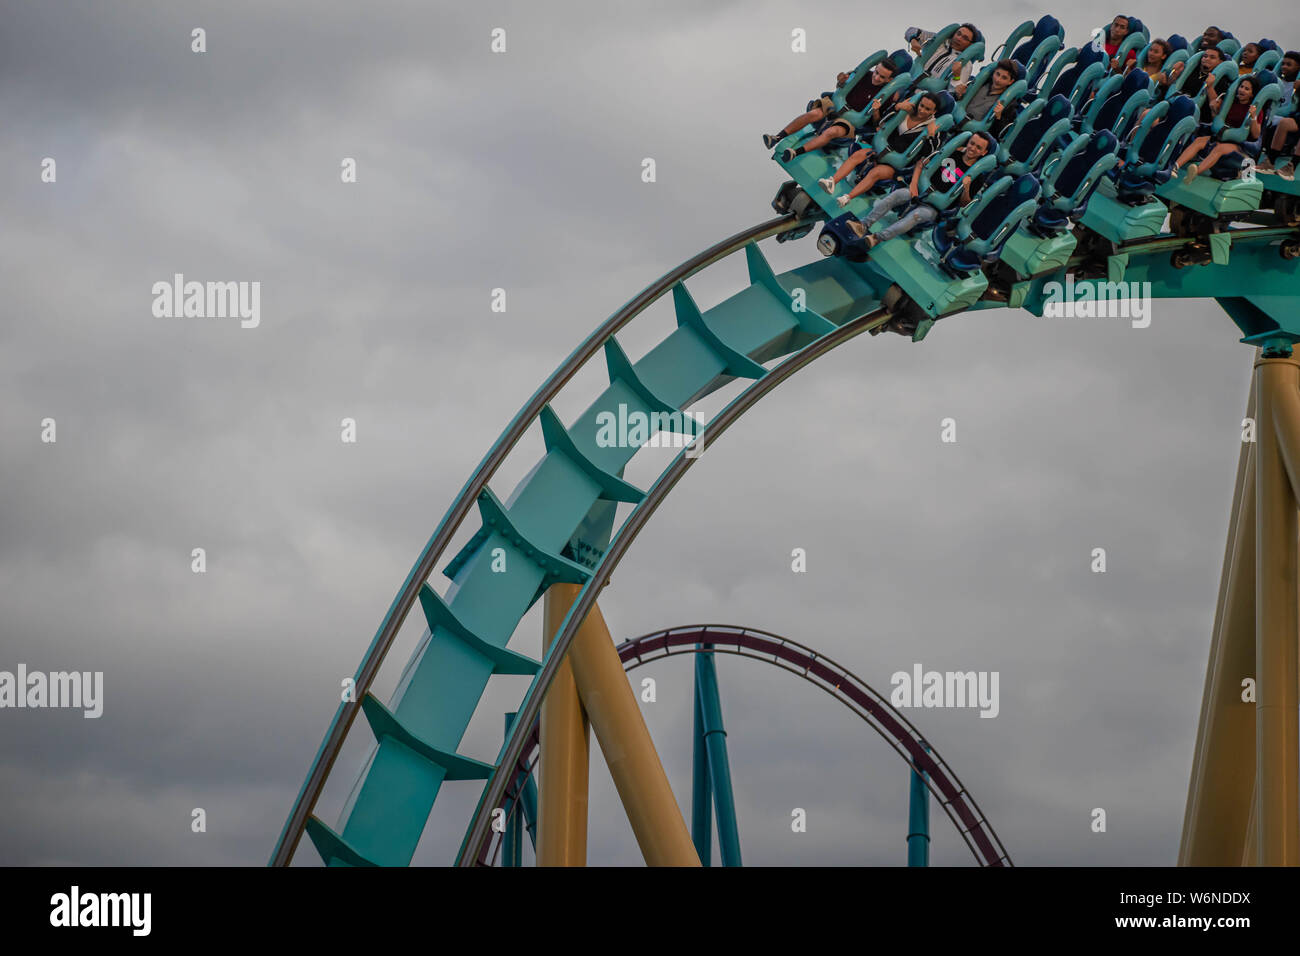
top-left (836, 194), bottom-right (851, 207)
top-left (819, 177), bottom-right (836, 194)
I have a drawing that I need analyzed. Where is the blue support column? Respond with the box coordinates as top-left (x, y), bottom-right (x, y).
top-left (907, 745), bottom-right (931, 867)
top-left (691, 684), bottom-right (713, 866)
top-left (695, 646), bottom-right (742, 866)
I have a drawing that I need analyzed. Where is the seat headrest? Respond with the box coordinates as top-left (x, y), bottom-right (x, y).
top-left (971, 173), bottom-right (1038, 238)
top-left (1127, 17), bottom-right (1145, 38)
top-left (1255, 69), bottom-right (1279, 88)
top-left (931, 90), bottom-right (956, 115)
top-left (1078, 43), bottom-right (1107, 67)
top-left (1013, 14), bottom-right (1061, 61)
top-left (1045, 93), bottom-right (1072, 118)
top-left (1087, 129), bottom-right (1120, 156)
top-left (1168, 35), bottom-right (1189, 52)
top-left (1165, 94), bottom-right (1196, 122)
top-left (1120, 68), bottom-right (1151, 92)
top-left (889, 50), bottom-right (914, 73)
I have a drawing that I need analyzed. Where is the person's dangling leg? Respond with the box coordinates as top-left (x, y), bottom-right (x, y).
top-left (764, 106), bottom-right (827, 148)
top-left (1187, 142), bottom-right (1236, 181)
top-left (1173, 135), bottom-right (1210, 175)
top-left (820, 148), bottom-right (870, 193)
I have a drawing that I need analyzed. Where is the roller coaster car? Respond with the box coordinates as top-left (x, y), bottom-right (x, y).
top-left (868, 174), bottom-right (1041, 339)
top-left (780, 90), bottom-right (959, 227)
top-left (1001, 131), bottom-right (1119, 277)
top-left (1156, 72), bottom-right (1282, 238)
top-left (1081, 97), bottom-right (1196, 245)
top-left (814, 132), bottom-right (999, 260)
top-left (771, 54), bottom-right (918, 222)
top-left (998, 94), bottom-right (1072, 176)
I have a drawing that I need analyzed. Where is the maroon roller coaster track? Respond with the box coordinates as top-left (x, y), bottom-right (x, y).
top-left (484, 624), bottom-right (1012, 867)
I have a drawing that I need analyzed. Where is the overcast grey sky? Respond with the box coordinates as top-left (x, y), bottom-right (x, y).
top-left (1, 0), bottom-right (1291, 866)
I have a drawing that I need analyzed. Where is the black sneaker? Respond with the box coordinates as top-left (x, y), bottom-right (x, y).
top-left (780, 147), bottom-right (798, 162)
top-left (763, 133), bottom-right (782, 149)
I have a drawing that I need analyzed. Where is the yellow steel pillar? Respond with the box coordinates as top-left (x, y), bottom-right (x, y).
top-left (537, 586), bottom-right (591, 866)
top-left (1180, 384), bottom-right (1258, 865)
top-left (550, 583), bottom-right (700, 867)
top-left (1255, 355), bottom-right (1300, 865)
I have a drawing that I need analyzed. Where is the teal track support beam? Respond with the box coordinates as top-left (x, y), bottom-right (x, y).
top-left (691, 684), bottom-right (713, 866)
top-left (695, 646), bottom-right (742, 866)
top-left (907, 746), bottom-right (931, 867)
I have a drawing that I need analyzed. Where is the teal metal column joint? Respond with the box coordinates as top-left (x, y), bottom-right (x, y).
top-left (695, 645), bottom-right (742, 866)
top-left (907, 745), bottom-right (932, 867)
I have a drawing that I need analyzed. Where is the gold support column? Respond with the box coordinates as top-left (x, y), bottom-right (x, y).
top-left (537, 586), bottom-right (591, 866)
top-left (1254, 355), bottom-right (1300, 865)
top-left (1180, 380), bottom-right (1258, 865)
top-left (550, 582), bottom-right (700, 867)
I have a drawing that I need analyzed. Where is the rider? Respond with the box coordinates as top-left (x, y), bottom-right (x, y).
top-left (1103, 15), bottom-right (1140, 71)
top-left (817, 92), bottom-right (944, 205)
top-left (1175, 44), bottom-right (1232, 174)
top-left (906, 23), bottom-right (980, 95)
top-left (763, 54), bottom-right (909, 153)
top-left (844, 131), bottom-right (998, 246)
top-left (1178, 75), bottom-right (1263, 181)
top-left (962, 59), bottom-right (1022, 137)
